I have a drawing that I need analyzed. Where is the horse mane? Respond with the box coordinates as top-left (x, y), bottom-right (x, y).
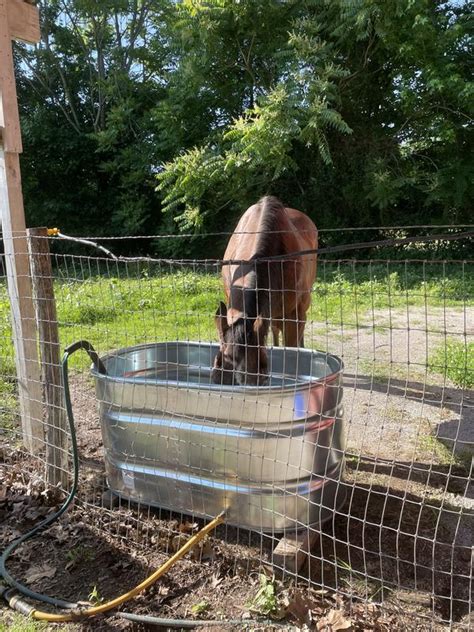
top-left (252, 195), bottom-right (285, 259)
top-left (228, 196), bottom-right (285, 331)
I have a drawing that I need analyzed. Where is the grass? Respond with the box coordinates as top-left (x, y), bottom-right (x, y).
top-left (428, 338), bottom-right (474, 388)
top-left (0, 262), bottom-right (471, 379)
top-left (0, 379), bottom-right (19, 435)
top-left (0, 270), bottom-right (222, 374)
top-left (0, 613), bottom-right (78, 631)
top-left (336, 558), bottom-right (388, 601)
top-left (416, 423), bottom-right (459, 466)
top-left (0, 616), bottom-right (48, 632)
top-left (357, 359), bottom-right (410, 384)
top-left (309, 263), bottom-right (473, 326)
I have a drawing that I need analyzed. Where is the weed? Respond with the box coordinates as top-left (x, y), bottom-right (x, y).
top-left (66, 545), bottom-right (95, 569)
top-left (358, 359), bottom-right (408, 384)
top-left (0, 613), bottom-right (76, 631)
top-left (247, 574), bottom-right (278, 616)
top-left (337, 558), bottom-right (389, 601)
top-left (344, 454), bottom-right (361, 468)
top-left (418, 434), bottom-right (456, 465)
top-left (415, 418), bottom-right (462, 467)
top-left (190, 600), bottom-right (210, 615)
top-left (88, 585), bottom-right (103, 605)
top-left (429, 338), bottom-right (474, 388)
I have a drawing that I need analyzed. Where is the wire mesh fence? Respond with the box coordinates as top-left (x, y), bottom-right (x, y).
top-left (0, 228), bottom-right (472, 629)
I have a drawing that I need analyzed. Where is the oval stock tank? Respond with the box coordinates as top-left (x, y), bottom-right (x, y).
top-left (92, 342), bottom-right (345, 532)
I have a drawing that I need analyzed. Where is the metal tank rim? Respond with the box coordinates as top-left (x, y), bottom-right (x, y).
top-left (90, 341), bottom-right (345, 394)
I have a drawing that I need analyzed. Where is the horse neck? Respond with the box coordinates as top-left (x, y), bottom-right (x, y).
top-left (229, 264), bottom-right (270, 319)
top-left (228, 196), bottom-right (285, 323)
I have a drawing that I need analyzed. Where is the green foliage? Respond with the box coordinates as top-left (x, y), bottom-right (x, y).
top-left (0, 283), bottom-right (16, 377)
top-left (0, 378), bottom-right (19, 437)
top-left (50, 271), bottom-right (222, 371)
top-left (247, 574), bottom-right (278, 616)
top-left (15, 0), bottom-right (472, 250)
top-left (17, 0), bottom-right (164, 239)
top-left (155, 0), bottom-right (472, 241)
top-left (88, 585), bottom-right (103, 605)
top-left (0, 617), bottom-right (48, 632)
top-left (157, 86), bottom-right (307, 229)
top-left (66, 545), bottom-right (95, 568)
top-left (190, 600), bottom-right (210, 615)
top-left (0, 265), bottom-right (470, 377)
top-left (429, 339), bottom-right (474, 388)
top-left (0, 615), bottom-right (78, 632)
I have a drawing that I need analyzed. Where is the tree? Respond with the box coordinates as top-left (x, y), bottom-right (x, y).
top-left (13, 0), bottom-right (472, 254)
top-left (17, 0), bottom-right (165, 238)
top-left (157, 0), bottom-right (473, 243)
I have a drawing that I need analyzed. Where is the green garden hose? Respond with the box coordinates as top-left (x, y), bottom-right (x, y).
top-left (0, 341), bottom-right (244, 627)
top-left (0, 341), bottom-right (101, 608)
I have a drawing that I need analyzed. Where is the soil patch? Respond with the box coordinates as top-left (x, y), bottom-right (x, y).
top-left (1, 307), bottom-right (472, 630)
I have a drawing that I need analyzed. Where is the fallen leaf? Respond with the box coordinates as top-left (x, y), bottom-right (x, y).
top-left (25, 506), bottom-right (48, 521)
top-left (25, 563), bottom-right (56, 585)
top-left (179, 521), bottom-right (199, 534)
top-left (158, 584), bottom-right (170, 596)
top-left (285, 589), bottom-right (319, 627)
top-left (170, 534), bottom-right (189, 552)
top-left (211, 573), bottom-right (223, 588)
top-left (317, 608), bottom-right (352, 631)
top-left (191, 538), bottom-right (213, 561)
top-left (48, 526), bottom-right (70, 544)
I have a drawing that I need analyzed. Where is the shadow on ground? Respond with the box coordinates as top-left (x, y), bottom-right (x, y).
top-left (299, 467), bottom-right (473, 624)
top-left (3, 371), bottom-right (471, 628)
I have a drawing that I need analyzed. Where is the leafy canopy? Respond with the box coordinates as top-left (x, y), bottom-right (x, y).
top-left (14, 0), bottom-right (473, 254)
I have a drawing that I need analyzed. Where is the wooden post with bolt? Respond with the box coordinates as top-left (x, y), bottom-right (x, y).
top-left (27, 227), bottom-right (68, 486)
top-left (0, 0), bottom-right (44, 453)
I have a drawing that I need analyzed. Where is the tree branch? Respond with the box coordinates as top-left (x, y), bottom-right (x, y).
top-left (19, 53), bottom-right (82, 134)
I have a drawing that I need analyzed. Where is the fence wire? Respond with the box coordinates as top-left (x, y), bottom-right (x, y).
top-left (0, 231), bottom-right (472, 630)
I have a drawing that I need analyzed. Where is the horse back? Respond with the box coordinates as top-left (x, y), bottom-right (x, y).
top-left (222, 203), bottom-right (317, 297)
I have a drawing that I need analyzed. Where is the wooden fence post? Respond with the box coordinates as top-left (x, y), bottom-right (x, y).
top-left (0, 152), bottom-right (44, 453)
top-left (0, 0), bottom-right (43, 453)
top-left (27, 227), bottom-right (68, 487)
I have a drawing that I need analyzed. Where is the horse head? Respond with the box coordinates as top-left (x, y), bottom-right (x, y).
top-left (211, 301), bottom-right (268, 386)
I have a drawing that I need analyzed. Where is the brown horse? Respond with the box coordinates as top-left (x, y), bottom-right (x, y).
top-left (211, 196), bottom-right (317, 386)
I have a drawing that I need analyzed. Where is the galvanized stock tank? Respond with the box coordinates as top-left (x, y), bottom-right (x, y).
top-left (92, 342), bottom-right (345, 532)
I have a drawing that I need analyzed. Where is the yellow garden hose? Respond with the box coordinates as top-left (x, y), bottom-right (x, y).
top-left (1, 343), bottom-right (227, 624)
top-left (5, 512), bottom-right (224, 622)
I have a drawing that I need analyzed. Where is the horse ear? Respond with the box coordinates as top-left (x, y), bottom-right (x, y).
top-left (211, 350), bottom-right (223, 384)
top-left (215, 302), bottom-right (228, 341)
top-left (227, 307), bottom-right (241, 326)
top-left (213, 349), bottom-right (222, 368)
top-left (253, 316), bottom-right (265, 345)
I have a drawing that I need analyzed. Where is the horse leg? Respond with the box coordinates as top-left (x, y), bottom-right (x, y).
top-left (297, 320), bottom-right (306, 347)
top-left (283, 312), bottom-right (299, 347)
top-left (283, 312), bottom-right (307, 348)
top-left (296, 297), bottom-right (311, 347)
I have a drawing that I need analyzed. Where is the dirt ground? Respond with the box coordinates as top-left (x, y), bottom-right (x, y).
top-left (1, 307), bottom-right (472, 631)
